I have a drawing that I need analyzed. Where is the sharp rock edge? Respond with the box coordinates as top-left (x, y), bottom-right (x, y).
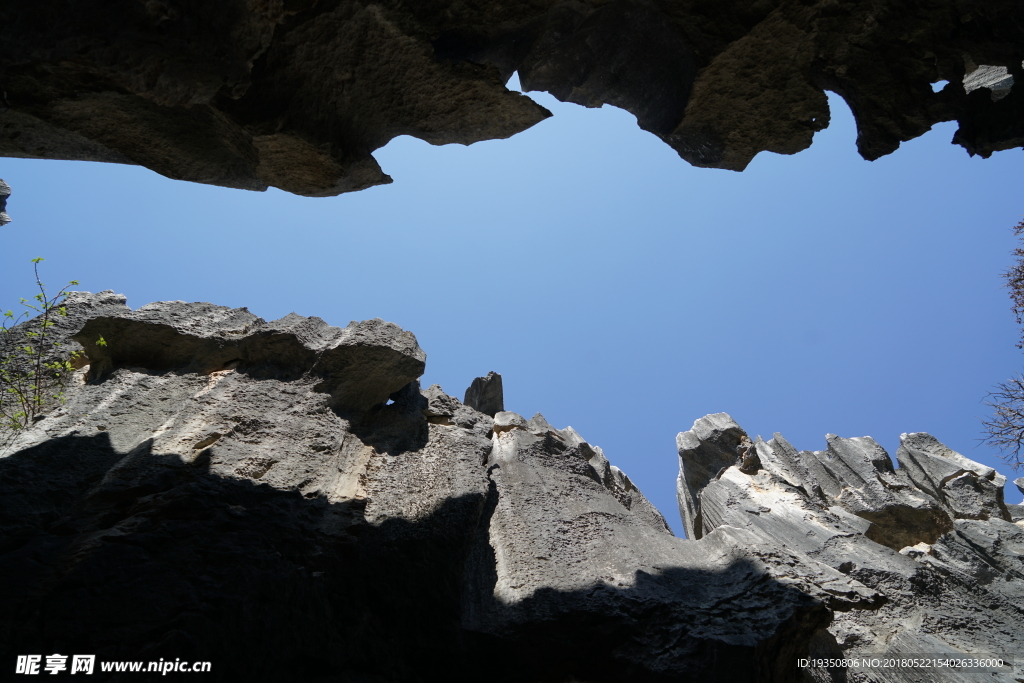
top-left (678, 412), bottom-right (1024, 683)
top-left (0, 295), bottom-right (1019, 681)
top-left (1, 0), bottom-right (1022, 195)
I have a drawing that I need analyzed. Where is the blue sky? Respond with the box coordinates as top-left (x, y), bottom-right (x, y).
top-left (2, 74), bottom-right (1023, 534)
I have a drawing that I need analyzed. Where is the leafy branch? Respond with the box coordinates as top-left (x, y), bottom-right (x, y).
top-left (0, 258), bottom-right (82, 432)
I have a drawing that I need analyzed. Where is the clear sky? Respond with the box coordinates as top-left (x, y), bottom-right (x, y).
top-left (2, 74), bottom-right (1022, 535)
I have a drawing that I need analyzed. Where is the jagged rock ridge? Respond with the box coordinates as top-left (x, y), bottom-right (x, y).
top-left (0, 296), bottom-right (1021, 681)
top-left (678, 413), bottom-right (1024, 682)
top-left (3, 293), bottom-right (880, 682)
top-left (1, 0), bottom-right (1022, 196)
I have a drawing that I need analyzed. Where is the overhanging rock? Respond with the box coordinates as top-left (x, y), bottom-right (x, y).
top-left (1, 0), bottom-right (1022, 195)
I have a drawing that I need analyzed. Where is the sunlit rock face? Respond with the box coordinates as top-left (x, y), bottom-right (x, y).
top-left (1, 0), bottom-right (1022, 195)
top-left (1, 294), bottom-right (883, 682)
top-left (678, 414), bottom-right (1024, 682)
top-left (2, 295), bottom-right (1021, 681)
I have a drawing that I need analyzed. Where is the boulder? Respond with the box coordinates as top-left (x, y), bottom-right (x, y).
top-left (491, 410), bottom-right (526, 433)
top-left (74, 302), bottom-right (425, 412)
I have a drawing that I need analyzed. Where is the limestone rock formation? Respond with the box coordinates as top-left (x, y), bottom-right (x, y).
top-left (2, 294), bottom-right (885, 682)
top-left (2, 1), bottom-right (1022, 195)
top-left (463, 371), bottom-right (504, 417)
top-left (0, 179), bottom-right (10, 226)
top-left (3, 298), bottom-right (1022, 681)
top-left (677, 413), bottom-right (1024, 682)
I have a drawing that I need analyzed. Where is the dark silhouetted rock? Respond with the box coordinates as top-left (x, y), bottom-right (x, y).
top-left (2, 1), bottom-right (1023, 194)
top-left (463, 371), bottom-right (503, 416)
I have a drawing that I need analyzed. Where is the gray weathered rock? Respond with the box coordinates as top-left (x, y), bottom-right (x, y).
top-left (463, 371), bottom-right (503, 417)
top-left (420, 383), bottom-right (493, 438)
top-left (675, 412), bottom-right (754, 540)
top-left (491, 410), bottom-right (526, 433)
top-left (0, 178), bottom-right (10, 225)
top-left (1, 296), bottom-right (888, 682)
top-left (4, 297), bottom-right (1021, 681)
top-left (476, 414), bottom-right (879, 680)
top-left (963, 63), bottom-right (1020, 102)
top-left (678, 414), bottom-right (1024, 682)
top-left (74, 301), bottom-right (425, 412)
top-left (1008, 504), bottom-right (1024, 523)
top-left (897, 431), bottom-right (1010, 522)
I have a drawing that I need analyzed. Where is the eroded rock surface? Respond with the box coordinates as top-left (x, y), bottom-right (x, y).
top-left (3, 297), bottom-right (1021, 681)
top-left (463, 370), bottom-right (504, 417)
top-left (1, 294), bottom-right (882, 682)
top-left (2, 1), bottom-right (1022, 195)
top-left (0, 178), bottom-right (10, 225)
top-left (678, 414), bottom-right (1024, 682)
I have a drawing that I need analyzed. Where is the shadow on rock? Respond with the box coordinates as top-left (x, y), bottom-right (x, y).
top-left (2, 432), bottom-right (836, 683)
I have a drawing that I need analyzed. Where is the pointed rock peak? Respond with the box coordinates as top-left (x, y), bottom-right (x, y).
top-left (1016, 477), bottom-right (1024, 501)
top-left (463, 371), bottom-right (503, 416)
top-left (527, 412), bottom-right (556, 435)
top-left (898, 432), bottom-right (1001, 483)
top-left (560, 426), bottom-right (589, 448)
top-left (676, 413), bottom-right (752, 540)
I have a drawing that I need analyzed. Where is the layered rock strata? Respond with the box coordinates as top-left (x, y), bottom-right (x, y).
top-left (2, 294), bottom-right (883, 682)
top-left (678, 413), bottom-right (1024, 682)
top-left (1, 1), bottom-right (1022, 195)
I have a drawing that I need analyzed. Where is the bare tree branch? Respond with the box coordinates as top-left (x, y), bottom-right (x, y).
top-left (982, 374), bottom-right (1024, 470)
top-left (983, 218), bottom-right (1024, 470)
